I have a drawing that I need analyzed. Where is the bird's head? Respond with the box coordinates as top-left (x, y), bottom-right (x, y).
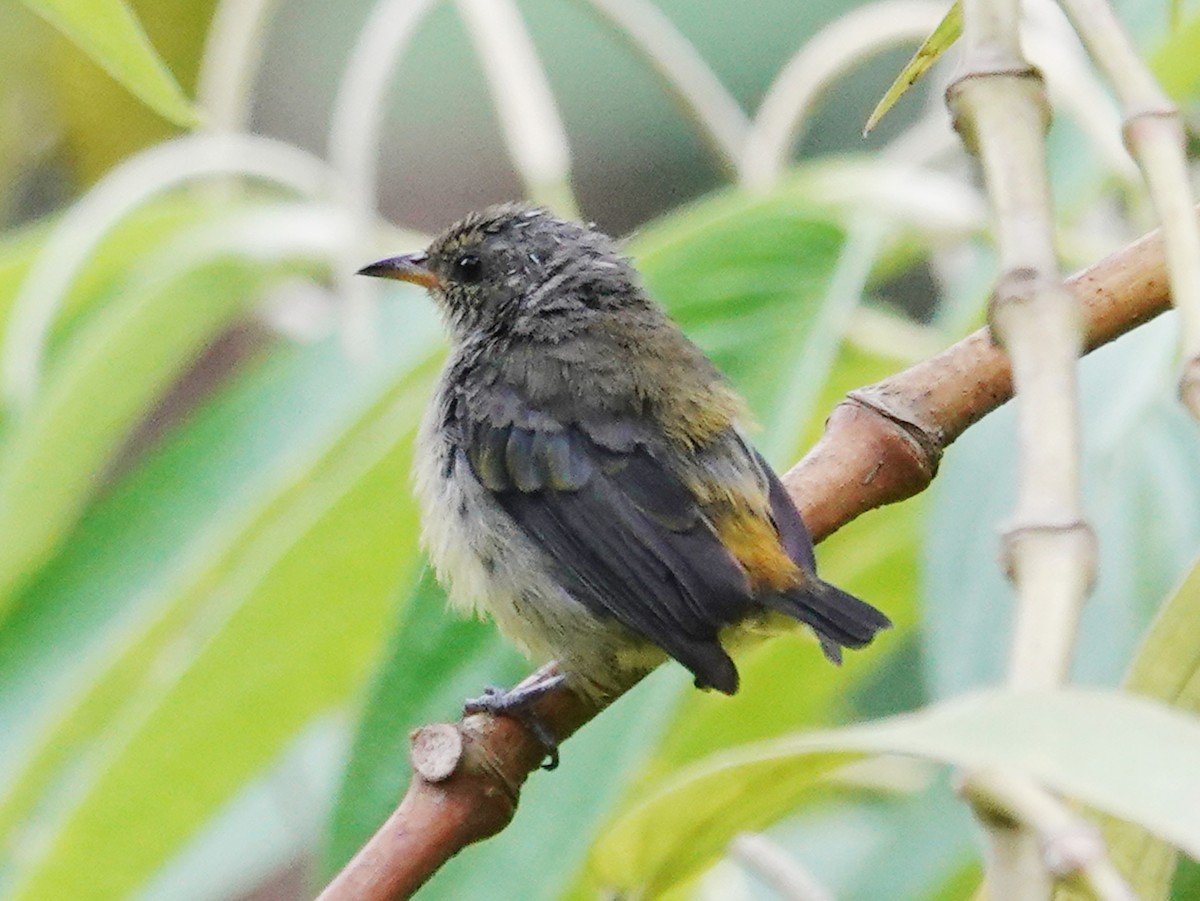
top-left (358, 203), bottom-right (640, 342)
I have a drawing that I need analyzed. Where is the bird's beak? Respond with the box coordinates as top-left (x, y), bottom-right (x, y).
top-left (356, 252), bottom-right (441, 289)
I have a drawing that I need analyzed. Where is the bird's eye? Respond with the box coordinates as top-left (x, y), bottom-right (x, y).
top-left (453, 253), bottom-right (483, 284)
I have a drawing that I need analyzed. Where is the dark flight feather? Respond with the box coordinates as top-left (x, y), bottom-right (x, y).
top-left (465, 418), bottom-right (753, 692)
top-left (751, 445), bottom-right (892, 661)
top-left (462, 415), bottom-right (890, 693)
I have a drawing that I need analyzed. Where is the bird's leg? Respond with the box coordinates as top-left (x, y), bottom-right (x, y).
top-left (463, 673), bottom-right (568, 770)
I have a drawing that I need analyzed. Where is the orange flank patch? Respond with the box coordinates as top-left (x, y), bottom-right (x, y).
top-left (712, 508), bottom-right (800, 593)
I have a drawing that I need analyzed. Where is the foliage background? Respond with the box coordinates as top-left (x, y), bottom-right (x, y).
top-left (0, 1), bottom-right (1198, 899)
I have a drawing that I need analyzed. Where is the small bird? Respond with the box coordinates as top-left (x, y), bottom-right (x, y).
top-left (359, 203), bottom-right (890, 763)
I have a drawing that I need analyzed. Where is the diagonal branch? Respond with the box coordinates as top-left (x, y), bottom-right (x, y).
top-left (316, 216), bottom-right (1174, 901)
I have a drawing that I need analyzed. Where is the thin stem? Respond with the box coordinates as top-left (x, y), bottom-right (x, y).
top-left (1055, 0), bottom-right (1200, 413)
top-left (950, 0), bottom-right (1093, 894)
top-left (730, 833), bottom-right (837, 901)
top-left (455, 0), bottom-right (579, 218)
top-left (579, 0), bottom-right (748, 173)
top-left (0, 133), bottom-right (334, 410)
top-left (951, 0), bottom-right (1094, 687)
top-left (327, 0), bottom-right (442, 357)
top-left (1021, 0), bottom-right (1137, 185)
top-left (961, 770), bottom-right (1138, 901)
top-left (195, 0), bottom-right (279, 132)
top-left (741, 0), bottom-right (947, 189)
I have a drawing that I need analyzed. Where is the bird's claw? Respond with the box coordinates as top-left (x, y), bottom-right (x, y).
top-left (463, 674), bottom-right (567, 770)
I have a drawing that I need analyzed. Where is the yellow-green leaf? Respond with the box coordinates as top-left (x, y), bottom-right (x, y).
top-left (595, 689), bottom-right (1200, 895)
top-left (864, 2), bottom-right (961, 136)
top-left (1057, 555), bottom-right (1200, 901)
top-left (0, 204), bottom-right (333, 609)
top-left (20, 0), bottom-right (196, 127)
top-left (0, 293), bottom-right (442, 900)
top-left (1152, 11), bottom-right (1200, 102)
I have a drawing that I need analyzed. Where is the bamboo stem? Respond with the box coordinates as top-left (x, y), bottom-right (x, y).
top-left (947, 0), bottom-right (1094, 894)
top-left (1055, 0), bottom-right (1200, 414)
top-left (961, 770), bottom-right (1138, 901)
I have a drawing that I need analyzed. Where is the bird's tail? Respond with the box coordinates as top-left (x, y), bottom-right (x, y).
top-left (765, 579), bottom-right (892, 664)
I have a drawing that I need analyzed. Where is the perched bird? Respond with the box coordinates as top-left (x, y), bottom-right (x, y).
top-left (359, 203), bottom-right (890, 762)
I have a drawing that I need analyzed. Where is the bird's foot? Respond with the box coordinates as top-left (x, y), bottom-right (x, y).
top-left (464, 674), bottom-right (568, 770)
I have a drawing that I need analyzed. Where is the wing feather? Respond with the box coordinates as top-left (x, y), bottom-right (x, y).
top-left (465, 417), bottom-right (754, 692)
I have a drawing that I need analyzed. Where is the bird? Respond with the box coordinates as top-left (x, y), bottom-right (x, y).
top-left (358, 203), bottom-right (890, 765)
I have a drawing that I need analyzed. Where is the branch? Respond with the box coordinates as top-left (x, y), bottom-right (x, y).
top-left (316, 218), bottom-right (1173, 901)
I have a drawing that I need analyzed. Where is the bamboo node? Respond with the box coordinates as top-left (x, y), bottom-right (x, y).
top-left (945, 65), bottom-right (1048, 151)
top-left (1041, 823), bottom-right (1104, 877)
top-left (1121, 106), bottom-right (1182, 156)
top-left (1179, 355), bottom-right (1200, 415)
top-left (998, 520), bottom-right (1097, 587)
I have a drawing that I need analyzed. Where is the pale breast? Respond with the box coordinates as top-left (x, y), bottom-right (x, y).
top-left (412, 380), bottom-right (657, 696)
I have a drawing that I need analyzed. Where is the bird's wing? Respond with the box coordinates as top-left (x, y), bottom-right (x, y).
top-left (461, 415), bottom-right (760, 693)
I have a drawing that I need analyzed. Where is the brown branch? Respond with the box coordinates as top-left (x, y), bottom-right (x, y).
top-left (316, 220), bottom-right (1172, 901)
top-left (790, 220), bottom-right (1169, 542)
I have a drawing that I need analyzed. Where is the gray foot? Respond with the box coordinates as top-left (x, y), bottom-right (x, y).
top-left (464, 674), bottom-right (568, 770)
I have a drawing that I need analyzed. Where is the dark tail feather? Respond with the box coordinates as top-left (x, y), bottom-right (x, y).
top-left (765, 579), bottom-right (892, 665)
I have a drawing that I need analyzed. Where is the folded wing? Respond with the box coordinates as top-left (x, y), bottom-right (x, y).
top-left (464, 416), bottom-right (756, 693)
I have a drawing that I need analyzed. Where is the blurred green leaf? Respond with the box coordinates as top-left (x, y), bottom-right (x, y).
top-left (864, 3), bottom-right (961, 136)
top-left (0, 203), bottom-right (333, 609)
top-left (0, 293), bottom-right (441, 899)
top-left (631, 173), bottom-right (847, 429)
top-left (320, 568), bottom-right (528, 877)
top-left (595, 689), bottom-right (1200, 895)
top-left (20, 0), bottom-right (196, 126)
top-left (0, 195), bottom-right (214, 355)
top-left (1057, 550), bottom-right (1200, 901)
top-left (1152, 11), bottom-right (1200, 100)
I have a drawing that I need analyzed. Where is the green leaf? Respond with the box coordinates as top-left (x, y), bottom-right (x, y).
top-left (1057, 550), bottom-right (1200, 901)
top-left (629, 172), bottom-right (845, 443)
top-left (0, 293), bottom-right (441, 900)
top-left (0, 203), bottom-right (331, 610)
top-left (594, 689), bottom-right (1200, 895)
top-left (864, 2), bottom-right (961, 136)
top-left (20, 0), bottom-right (196, 126)
top-left (320, 568), bottom-right (529, 877)
top-left (1151, 11), bottom-right (1200, 101)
